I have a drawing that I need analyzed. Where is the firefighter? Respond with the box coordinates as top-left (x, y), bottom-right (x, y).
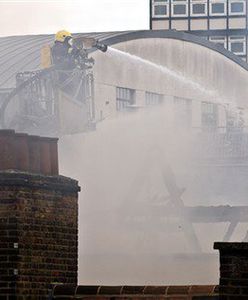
top-left (51, 30), bottom-right (79, 69)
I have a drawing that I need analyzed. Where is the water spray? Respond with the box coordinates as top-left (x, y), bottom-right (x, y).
top-left (106, 47), bottom-right (231, 105)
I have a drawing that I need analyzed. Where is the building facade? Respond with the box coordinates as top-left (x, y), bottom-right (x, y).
top-left (91, 31), bottom-right (248, 132)
top-left (1, 31), bottom-right (248, 136)
top-left (150, 0), bottom-right (248, 61)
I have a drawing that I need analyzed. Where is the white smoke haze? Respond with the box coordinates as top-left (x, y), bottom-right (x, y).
top-left (59, 104), bottom-right (248, 285)
top-left (1, 0), bottom-right (247, 289)
top-left (1, 33), bottom-right (246, 285)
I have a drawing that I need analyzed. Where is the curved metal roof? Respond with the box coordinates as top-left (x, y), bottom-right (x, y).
top-left (0, 29), bottom-right (247, 89)
top-left (0, 31), bottom-right (132, 89)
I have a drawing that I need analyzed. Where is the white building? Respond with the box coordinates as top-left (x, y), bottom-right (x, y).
top-left (0, 30), bottom-right (248, 134)
top-left (150, 0), bottom-right (248, 61)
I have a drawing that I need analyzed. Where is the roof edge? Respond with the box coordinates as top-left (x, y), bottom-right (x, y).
top-left (100, 30), bottom-right (248, 72)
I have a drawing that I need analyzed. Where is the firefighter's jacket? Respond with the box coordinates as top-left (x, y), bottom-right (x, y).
top-left (51, 41), bottom-right (78, 69)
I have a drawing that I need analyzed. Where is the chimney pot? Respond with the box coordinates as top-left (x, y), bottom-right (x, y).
top-left (0, 130), bottom-right (59, 176)
top-left (49, 138), bottom-right (59, 175)
top-left (15, 133), bottom-right (29, 172)
top-left (0, 129), bottom-right (16, 170)
top-left (28, 135), bottom-right (41, 173)
top-left (40, 137), bottom-right (52, 175)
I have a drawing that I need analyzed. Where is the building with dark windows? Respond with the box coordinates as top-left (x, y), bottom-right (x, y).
top-left (150, 0), bottom-right (248, 61)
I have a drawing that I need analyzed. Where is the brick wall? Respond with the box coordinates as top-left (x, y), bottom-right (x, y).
top-left (214, 242), bottom-right (248, 300)
top-left (52, 284), bottom-right (219, 299)
top-left (0, 129), bottom-right (80, 300)
top-left (0, 172), bottom-right (80, 300)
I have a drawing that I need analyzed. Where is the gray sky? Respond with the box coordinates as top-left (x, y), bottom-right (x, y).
top-left (0, 0), bottom-right (149, 37)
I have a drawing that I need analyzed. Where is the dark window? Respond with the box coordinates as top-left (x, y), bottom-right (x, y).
top-left (229, 36), bottom-right (246, 54)
top-left (230, 42), bottom-right (244, 53)
top-left (173, 4), bottom-right (187, 15)
top-left (216, 42), bottom-right (225, 47)
top-left (192, 3), bottom-right (205, 14)
top-left (155, 5), bottom-right (167, 15)
top-left (154, 0), bottom-right (168, 2)
top-left (145, 92), bottom-right (163, 106)
top-left (209, 36), bottom-right (227, 49)
top-left (212, 3), bottom-right (225, 13)
top-left (116, 87), bottom-right (135, 111)
top-left (230, 2), bottom-right (244, 13)
top-left (201, 102), bottom-right (218, 130)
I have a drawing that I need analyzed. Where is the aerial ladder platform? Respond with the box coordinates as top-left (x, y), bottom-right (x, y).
top-left (0, 36), bottom-right (107, 136)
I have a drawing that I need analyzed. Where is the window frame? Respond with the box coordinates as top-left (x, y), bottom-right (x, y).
top-left (116, 87), bottom-right (136, 111)
top-left (190, 0), bottom-right (207, 17)
top-left (152, 0), bottom-right (169, 17)
top-left (229, 0), bottom-right (246, 16)
top-left (209, 36), bottom-right (227, 49)
top-left (145, 92), bottom-right (164, 106)
top-left (209, 0), bottom-right (227, 16)
top-left (171, 0), bottom-right (189, 17)
top-left (228, 36), bottom-right (246, 55)
top-left (201, 101), bottom-right (218, 130)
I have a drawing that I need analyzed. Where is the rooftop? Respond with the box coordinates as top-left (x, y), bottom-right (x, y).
top-left (0, 30), bottom-right (247, 89)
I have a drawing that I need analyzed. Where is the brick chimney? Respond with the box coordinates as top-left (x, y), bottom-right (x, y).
top-left (0, 130), bottom-right (80, 299)
top-left (214, 242), bottom-right (248, 299)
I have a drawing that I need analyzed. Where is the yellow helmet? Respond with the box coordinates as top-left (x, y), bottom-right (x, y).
top-left (55, 30), bottom-right (72, 42)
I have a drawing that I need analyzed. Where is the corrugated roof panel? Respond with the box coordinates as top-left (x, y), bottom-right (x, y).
top-left (1, 30), bottom-right (246, 89)
top-left (0, 31), bottom-right (130, 89)
top-left (0, 36), bottom-right (54, 87)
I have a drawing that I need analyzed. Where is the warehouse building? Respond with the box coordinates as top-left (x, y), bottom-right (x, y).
top-left (0, 30), bottom-right (248, 136)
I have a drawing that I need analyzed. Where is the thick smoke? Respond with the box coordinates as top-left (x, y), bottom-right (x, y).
top-left (59, 104), bottom-right (248, 285)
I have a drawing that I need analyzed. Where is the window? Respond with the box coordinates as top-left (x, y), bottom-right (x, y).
top-left (201, 102), bottom-right (218, 130)
top-left (172, 0), bottom-right (188, 17)
top-left (116, 87), bottom-right (135, 111)
top-left (154, 5), bottom-right (168, 16)
top-left (228, 36), bottom-right (246, 55)
top-left (190, 0), bottom-right (207, 16)
top-left (152, 0), bottom-right (169, 17)
top-left (174, 97), bottom-right (192, 128)
top-left (209, 36), bottom-right (227, 49)
top-left (229, 0), bottom-right (245, 15)
top-left (145, 92), bottom-right (163, 106)
top-left (210, 0), bottom-right (226, 16)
